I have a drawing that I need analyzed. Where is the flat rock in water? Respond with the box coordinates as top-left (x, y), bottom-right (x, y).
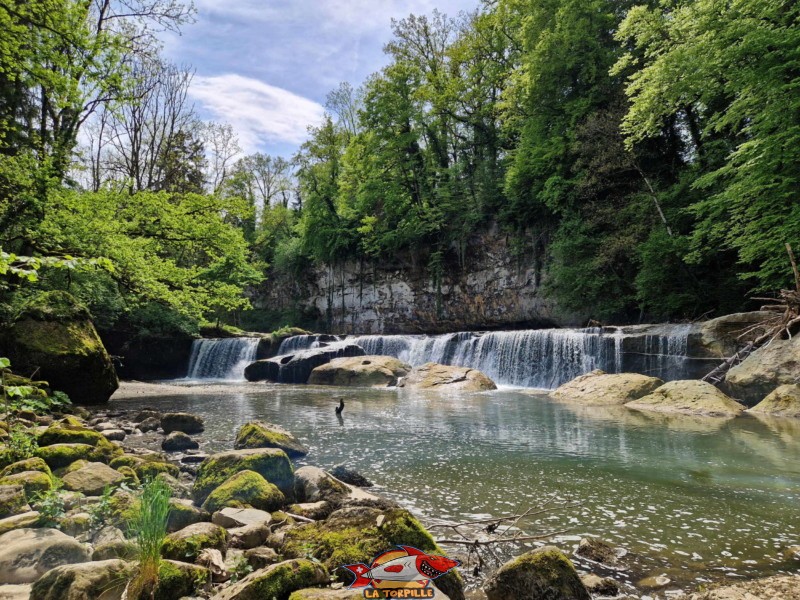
top-left (748, 384), bottom-right (800, 417)
top-left (398, 362), bottom-right (497, 392)
top-left (307, 355), bottom-right (411, 388)
top-left (329, 464), bottom-right (372, 487)
top-left (551, 370), bottom-right (664, 405)
top-left (244, 344), bottom-right (366, 384)
top-left (625, 380), bottom-right (745, 417)
top-left (162, 430), bottom-right (200, 451)
top-left (687, 574), bottom-right (800, 599)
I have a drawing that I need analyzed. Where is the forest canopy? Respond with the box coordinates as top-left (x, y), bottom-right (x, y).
top-left (1, 0), bottom-right (797, 333)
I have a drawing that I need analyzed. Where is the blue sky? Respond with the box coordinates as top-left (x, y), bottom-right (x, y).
top-left (161, 0), bottom-right (481, 157)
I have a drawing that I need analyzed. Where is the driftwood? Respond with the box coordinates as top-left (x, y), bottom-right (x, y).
top-left (702, 244), bottom-right (800, 385)
top-left (430, 496), bottom-right (580, 580)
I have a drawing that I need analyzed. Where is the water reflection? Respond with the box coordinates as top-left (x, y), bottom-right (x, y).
top-left (112, 384), bottom-right (800, 591)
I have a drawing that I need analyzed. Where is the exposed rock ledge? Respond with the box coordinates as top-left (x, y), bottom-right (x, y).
top-left (398, 362), bottom-right (497, 392)
top-left (626, 380), bottom-right (745, 417)
top-left (688, 575), bottom-right (800, 599)
top-left (550, 370), bottom-right (664, 405)
top-left (308, 355), bottom-right (411, 388)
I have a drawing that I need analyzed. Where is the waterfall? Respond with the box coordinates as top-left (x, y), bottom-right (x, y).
top-left (186, 338), bottom-right (260, 381)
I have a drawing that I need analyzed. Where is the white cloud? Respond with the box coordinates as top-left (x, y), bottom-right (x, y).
top-left (188, 74), bottom-right (325, 153)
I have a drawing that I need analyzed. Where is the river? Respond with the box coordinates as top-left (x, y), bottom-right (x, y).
top-left (111, 382), bottom-right (800, 596)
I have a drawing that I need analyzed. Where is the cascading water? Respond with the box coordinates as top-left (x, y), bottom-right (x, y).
top-left (185, 338), bottom-right (260, 381)
top-left (345, 325), bottom-right (696, 389)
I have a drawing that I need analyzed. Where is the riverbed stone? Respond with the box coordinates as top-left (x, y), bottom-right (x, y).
top-left (0, 457), bottom-right (51, 478)
top-left (0, 291), bottom-right (118, 405)
top-left (0, 527), bottom-right (91, 584)
top-left (162, 521), bottom-right (228, 562)
top-left (725, 334), bottom-right (800, 405)
top-left (212, 507), bottom-right (272, 529)
top-left (329, 464), bottom-right (373, 488)
top-left (133, 460), bottom-right (179, 482)
top-left (202, 470), bottom-right (285, 513)
top-left (162, 430), bottom-right (200, 452)
top-left (245, 546), bottom-right (278, 570)
top-left (167, 498), bottom-right (210, 532)
top-left (161, 412), bottom-right (204, 434)
top-left (245, 344), bottom-right (366, 384)
top-left (575, 537), bottom-right (620, 565)
top-left (687, 574), bottom-right (800, 599)
top-left (0, 485), bottom-right (29, 519)
top-left (281, 506), bottom-right (464, 599)
top-left (234, 421), bottom-right (308, 457)
top-left (91, 526), bottom-right (134, 560)
top-left (293, 466), bottom-right (349, 505)
top-left (101, 429), bottom-right (126, 442)
top-left (580, 574), bottom-right (619, 596)
top-left (0, 584), bottom-right (31, 600)
top-left (137, 416), bottom-right (161, 432)
top-left (36, 440), bottom-right (120, 469)
top-left (0, 471), bottom-right (51, 497)
top-left (61, 462), bottom-right (124, 496)
top-left (211, 558), bottom-right (329, 600)
top-left (625, 380), bottom-right (745, 417)
top-left (0, 511), bottom-right (40, 535)
top-left (288, 589), bottom-right (376, 600)
top-left (193, 448), bottom-right (294, 505)
top-left (748, 384), bottom-right (800, 417)
top-left (398, 362), bottom-right (497, 392)
top-left (551, 370), bottom-right (664, 405)
top-left (29, 558), bottom-right (132, 600)
top-left (308, 355), bottom-right (412, 388)
top-left (484, 546), bottom-right (590, 600)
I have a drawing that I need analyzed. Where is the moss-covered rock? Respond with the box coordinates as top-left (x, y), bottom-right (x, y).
top-left (484, 546), bottom-right (590, 600)
top-left (1, 291), bottom-right (118, 405)
top-left (161, 521), bottom-right (228, 562)
top-left (282, 507), bottom-right (464, 600)
top-left (202, 470), bottom-right (285, 513)
top-left (133, 460), bottom-right (179, 482)
top-left (36, 443), bottom-right (119, 470)
top-left (59, 512), bottom-right (92, 537)
top-left (55, 458), bottom-right (88, 477)
top-left (0, 471), bottom-right (52, 498)
top-left (152, 559), bottom-right (210, 600)
top-left (29, 558), bottom-right (132, 600)
top-left (0, 485), bottom-right (30, 519)
top-left (167, 498), bottom-right (210, 533)
top-left (0, 457), bottom-right (52, 479)
top-left (234, 421), bottom-right (309, 457)
top-left (293, 466), bottom-right (349, 505)
top-left (109, 454), bottom-right (145, 469)
top-left (160, 412), bottom-right (204, 435)
top-left (748, 384), bottom-right (800, 417)
top-left (116, 465), bottom-right (140, 486)
top-left (192, 449), bottom-right (294, 505)
top-left (61, 461), bottom-right (124, 496)
top-left (213, 558), bottom-right (329, 600)
top-left (37, 425), bottom-right (107, 447)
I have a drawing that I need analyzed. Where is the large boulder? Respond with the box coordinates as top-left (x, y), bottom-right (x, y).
top-left (551, 370), bottom-right (664, 405)
top-left (244, 344), bottom-right (366, 384)
top-left (61, 462), bottom-right (124, 496)
top-left (308, 355), bottom-right (412, 388)
top-left (0, 457), bottom-right (51, 478)
top-left (696, 312), bottom-right (775, 358)
top-left (0, 471), bottom-right (51, 498)
top-left (625, 380), bottom-right (745, 417)
top-left (282, 507), bottom-right (464, 600)
top-left (0, 291), bottom-right (118, 404)
top-left (484, 546), bottom-right (590, 600)
top-left (202, 470), bottom-right (286, 513)
top-left (29, 558), bottom-right (132, 600)
top-left (0, 527), bottom-right (91, 584)
top-left (161, 521), bottom-right (229, 562)
top-left (725, 334), bottom-right (800, 404)
top-left (293, 466), bottom-right (349, 505)
top-left (748, 384), bottom-right (800, 418)
top-left (212, 558), bottom-right (329, 600)
top-left (398, 363), bottom-right (497, 392)
top-left (234, 421), bottom-right (308, 457)
top-left (192, 449), bottom-right (294, 505)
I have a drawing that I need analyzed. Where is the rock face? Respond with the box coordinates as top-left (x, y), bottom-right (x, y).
top-left (725, 335), bottom-right (800, 404)
top-left (398, 362), bottom-right (497, 391)
top-left (234, 421), bottom-right (308, 457)
top-left (551, 370), bottom-right (664, 405)
top-left (251, 227), bottom-right (566, 334)
top-left (245, 344), bottom-right (366, 384)
top-left (308, 355), bottom-right (412, 388)
top-left (0, 527), bottom-right (92, 584)
top-left (0, 291), bottom-right (118, 404)
top-left (697, 312), bottom-right (774, 358)
top-left (484, 546), bottom-right (590, 600)
top-left (625, 380), bottom-right (745, 417)
top-left (748, 384), bottom-right (800, 417)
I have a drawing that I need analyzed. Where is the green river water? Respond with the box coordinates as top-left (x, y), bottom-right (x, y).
top-left (112, 384), bottom-right (800, 596)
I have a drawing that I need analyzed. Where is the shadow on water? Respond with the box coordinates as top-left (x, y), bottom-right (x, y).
top-left (112, 384), bottom-right (800, 594)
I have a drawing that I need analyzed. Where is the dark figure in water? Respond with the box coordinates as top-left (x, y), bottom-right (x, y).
top-left (335, 398), bottom-right (344, 415)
